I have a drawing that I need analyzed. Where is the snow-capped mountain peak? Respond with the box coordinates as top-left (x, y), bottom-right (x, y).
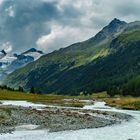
top-left (22, 48), bottom-right (44, 60)
top-left (0, 48), bottom-right (44, 81)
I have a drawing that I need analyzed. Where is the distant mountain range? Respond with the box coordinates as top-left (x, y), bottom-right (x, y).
top-left (3, 18), bottom-right (140, 95)
top-left (0, 48), bottom-right (44, 81)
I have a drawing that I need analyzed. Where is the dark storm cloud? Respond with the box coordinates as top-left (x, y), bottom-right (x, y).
top-left (0, 0), bottom-right (139, 53)
top-left (116, 2), bottom-right (140, 16)
top-left (0, 0), bottom-right (60, 52)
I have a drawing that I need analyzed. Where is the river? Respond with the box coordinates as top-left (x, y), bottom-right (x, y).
top-left (0, 101), bottom-right (140, 140)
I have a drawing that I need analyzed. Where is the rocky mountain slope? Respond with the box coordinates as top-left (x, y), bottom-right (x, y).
top-left (4, 19), bottom-right (140, 95)
top-left (0, 48), bottom-right (44, 81)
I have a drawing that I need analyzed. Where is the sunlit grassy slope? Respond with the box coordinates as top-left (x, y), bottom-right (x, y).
top-left (4, 21), bottom-right (140, 96)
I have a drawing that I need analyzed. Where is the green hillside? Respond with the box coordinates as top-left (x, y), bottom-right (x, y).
top-left (3, 19), bottom-right (140, 96)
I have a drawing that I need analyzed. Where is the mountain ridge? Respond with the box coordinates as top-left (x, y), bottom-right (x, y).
top-left (3, 19), bottom-right (140, 95)
top-left (0, 48), bottom-right (44, 82)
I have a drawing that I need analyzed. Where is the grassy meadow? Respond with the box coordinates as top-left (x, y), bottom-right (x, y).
top-left (105, 96), bottom-right (140, 110)
top-left (0, 89), bottom-right (140, 110)
top-left (0, 89), bottom-right (92, 107)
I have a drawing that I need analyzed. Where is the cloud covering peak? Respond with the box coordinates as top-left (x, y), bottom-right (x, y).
top-left (0, 0), bottom-right (139, 53)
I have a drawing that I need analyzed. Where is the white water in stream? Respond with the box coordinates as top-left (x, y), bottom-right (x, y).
top-left (0, 101), bottom-right (140, 140)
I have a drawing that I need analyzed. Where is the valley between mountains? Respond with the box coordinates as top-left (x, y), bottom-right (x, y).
top-left (2, 18), bottom-right (140, 97)
top-left (0, 18), bottom-right (140, 140)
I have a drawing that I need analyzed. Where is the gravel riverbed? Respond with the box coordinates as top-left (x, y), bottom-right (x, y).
top-left (0, 103), bottom-right (132, 134)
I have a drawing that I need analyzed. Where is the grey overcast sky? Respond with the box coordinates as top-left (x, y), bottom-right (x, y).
top-left (0, 0), bottom-right (140, 53)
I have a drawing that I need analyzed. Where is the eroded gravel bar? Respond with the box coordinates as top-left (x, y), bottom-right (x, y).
top-left (0, 105), bottom-right (132, 134)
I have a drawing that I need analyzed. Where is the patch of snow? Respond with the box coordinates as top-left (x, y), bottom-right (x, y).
top-left (24, 52), bottom-right (43, 60)
top-left (0, 55), bottom-right (16, 70)
top-left (0, 56), bottom-right (16, 62)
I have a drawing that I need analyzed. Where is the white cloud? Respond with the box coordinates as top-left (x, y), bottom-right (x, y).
top-left (36, 23), bottom-right (97, 52)
top-left (5, 6), bottom-right (15, 17)
top-left (36, 25), bottom-right (61, 48)
top-left (0, 0), bottom-right (3, 5)
top-left (35, 0), bottom-right (140, 53)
